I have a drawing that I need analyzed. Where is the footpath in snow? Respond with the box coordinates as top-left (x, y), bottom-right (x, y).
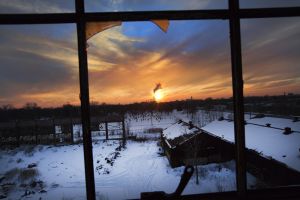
top-left (0, 140), bottom-right (249, 200)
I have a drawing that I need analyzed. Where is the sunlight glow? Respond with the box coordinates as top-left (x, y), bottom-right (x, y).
top-left (154, 89), bottom-right (163, 102)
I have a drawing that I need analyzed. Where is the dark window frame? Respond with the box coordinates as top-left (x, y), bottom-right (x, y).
top-left (0, 0), bottom-right (300, 199)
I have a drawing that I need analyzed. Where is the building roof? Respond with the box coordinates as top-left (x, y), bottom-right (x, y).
top-left (202, 116), bottom-right (300, 172)
top-left (162, 120), bottom-right (200, 148)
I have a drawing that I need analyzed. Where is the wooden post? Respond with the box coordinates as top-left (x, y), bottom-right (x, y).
top-left (51, 118), bottom-right (54, 144)
top-left (122, 119), bottom-right (126, 147)
top-left (105, 121), bottom-right (108, 140)
top-left (15, 121), bottom-right (20, 146)
top-left (70, 118), bottom-right (74, 144)
top-left (195, 165), bottom-right (199, 185)
top-left (35, 120), bottom-right (38, 145)
top-left (53, 120), bottom-right (57, 145)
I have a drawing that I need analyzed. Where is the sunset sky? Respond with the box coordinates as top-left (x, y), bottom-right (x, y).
top-left (0, 0), bottom-right (300, 108)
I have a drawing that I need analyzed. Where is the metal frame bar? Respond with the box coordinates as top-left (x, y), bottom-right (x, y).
top-left (1, 7), bottom-right (300, 24)
top-left (229, 0), bottom-right (246, 198)
top-left (1, 1), bottom-right (300, 200)
top-left (75, 0), bottom-right (96, 200)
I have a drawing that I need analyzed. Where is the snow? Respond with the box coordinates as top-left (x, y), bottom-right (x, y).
top-left (126, 110), bottom-right (189, 135)
top-left (0, 141), bottom-right (253, 200)
top-left (245, 115), bottom-right (300, 131)
top-left (0, 145), bottom-right (87, 199)
top-left (162, 121), bottom-right (199, 140)
top-left (202, 117), bottom-right (300, 172)
top-left (71, 110), bottom-right (189, 141)
top-left (0, 110), bottom-right (262, 199)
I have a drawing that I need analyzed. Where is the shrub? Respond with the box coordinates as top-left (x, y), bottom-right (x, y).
top-left (19, 168), bottom-right (39, 182)
top-left (4, 168), bottom-right (20, 180)
top-left (24, 146), bottom-right (36, 156)
top-left (198, 167), bottom-right (208, 177)
top-left (132, 137), bottom-right (148, 142)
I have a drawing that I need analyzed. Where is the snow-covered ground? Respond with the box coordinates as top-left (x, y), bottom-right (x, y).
top-left (4, 110), bottom-right (295, 199)
top-left (202, 116), bottom-right (300, 172)
top-left (0, 140), bottom-right (255, 200)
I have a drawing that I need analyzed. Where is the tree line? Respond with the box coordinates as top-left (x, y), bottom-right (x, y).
top-left (0, 94), bottom-right (299, 122)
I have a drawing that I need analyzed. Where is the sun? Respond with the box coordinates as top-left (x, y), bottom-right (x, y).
top-left (154, 89), bottom-right (163, 102)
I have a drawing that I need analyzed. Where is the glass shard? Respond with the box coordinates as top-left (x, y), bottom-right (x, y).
top-left (86, 21), bottom-right (122, 40)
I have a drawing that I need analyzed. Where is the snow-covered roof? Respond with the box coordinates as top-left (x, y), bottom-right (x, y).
top-left (162, 120), bottom-right (199, 140)
top-left (202, 117), bottom-right (300, 172)
top-left (162, 121), bottom-right (201, 148)
top-left (245, 116), bottom-right (300, 131)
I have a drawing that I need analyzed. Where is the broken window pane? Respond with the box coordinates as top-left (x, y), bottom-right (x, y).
top-left (86, 20), bottom-right (169, 41)
top-left (151, 20), bottom-right (170, 33)
top-left (86, 21), bottom-right (122, 40)
top-left (86, 20), bottom-right (243, 199)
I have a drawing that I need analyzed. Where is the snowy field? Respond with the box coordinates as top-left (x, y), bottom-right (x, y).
top-left (2, 110), bottom-right (296, 199)
top-left (0, 140), bottom-right (251, 200)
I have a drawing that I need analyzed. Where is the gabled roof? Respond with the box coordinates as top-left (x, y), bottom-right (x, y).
top-left (162, 120), bottom-right (200, 148)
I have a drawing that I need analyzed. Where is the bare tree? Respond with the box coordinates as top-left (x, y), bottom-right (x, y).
top-left (1, 104), bottom-right (14, 110)
top-left (23, 102), bottom-right (39, 109)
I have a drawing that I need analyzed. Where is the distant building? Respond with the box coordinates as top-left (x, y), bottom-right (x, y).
top-left (161, 119), bottom-right (300, 186)
top-left (161, 120), bottom-right (234, 168)
top-left (213, 104), bottom-right (227, 111)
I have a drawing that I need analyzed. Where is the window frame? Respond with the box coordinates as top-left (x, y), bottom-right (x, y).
top-left (0, 0), bottom-right (300, 199)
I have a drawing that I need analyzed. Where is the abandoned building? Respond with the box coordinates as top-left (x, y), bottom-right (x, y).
top-left (161, 119), bottom-right (300, 187)
top-left (161, 120), bottom-right (234, 168)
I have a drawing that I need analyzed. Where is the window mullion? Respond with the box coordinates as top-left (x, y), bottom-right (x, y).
top-left (229, 0), bottom-right (247, 197)
top-left (76, 0), bottom-right (96, 200)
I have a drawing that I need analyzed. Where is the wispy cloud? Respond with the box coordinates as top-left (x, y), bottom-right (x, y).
top-left (0, 25), bottom-right (79, 107)
top-left (84, 0), bottom-right (227, 12)
top-left (0, 0), bottom-right (73, 13)
top-left (0, 1), bottom-right (299, 107)
top-left (241, 17), bottom-right (300, 96)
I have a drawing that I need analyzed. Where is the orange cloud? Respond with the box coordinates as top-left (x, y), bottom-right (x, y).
top-left (1, 18), bottom-right (300, 108)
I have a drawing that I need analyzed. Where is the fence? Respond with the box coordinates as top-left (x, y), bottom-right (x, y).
top-left (0, 116), bottom-right (126, 145)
